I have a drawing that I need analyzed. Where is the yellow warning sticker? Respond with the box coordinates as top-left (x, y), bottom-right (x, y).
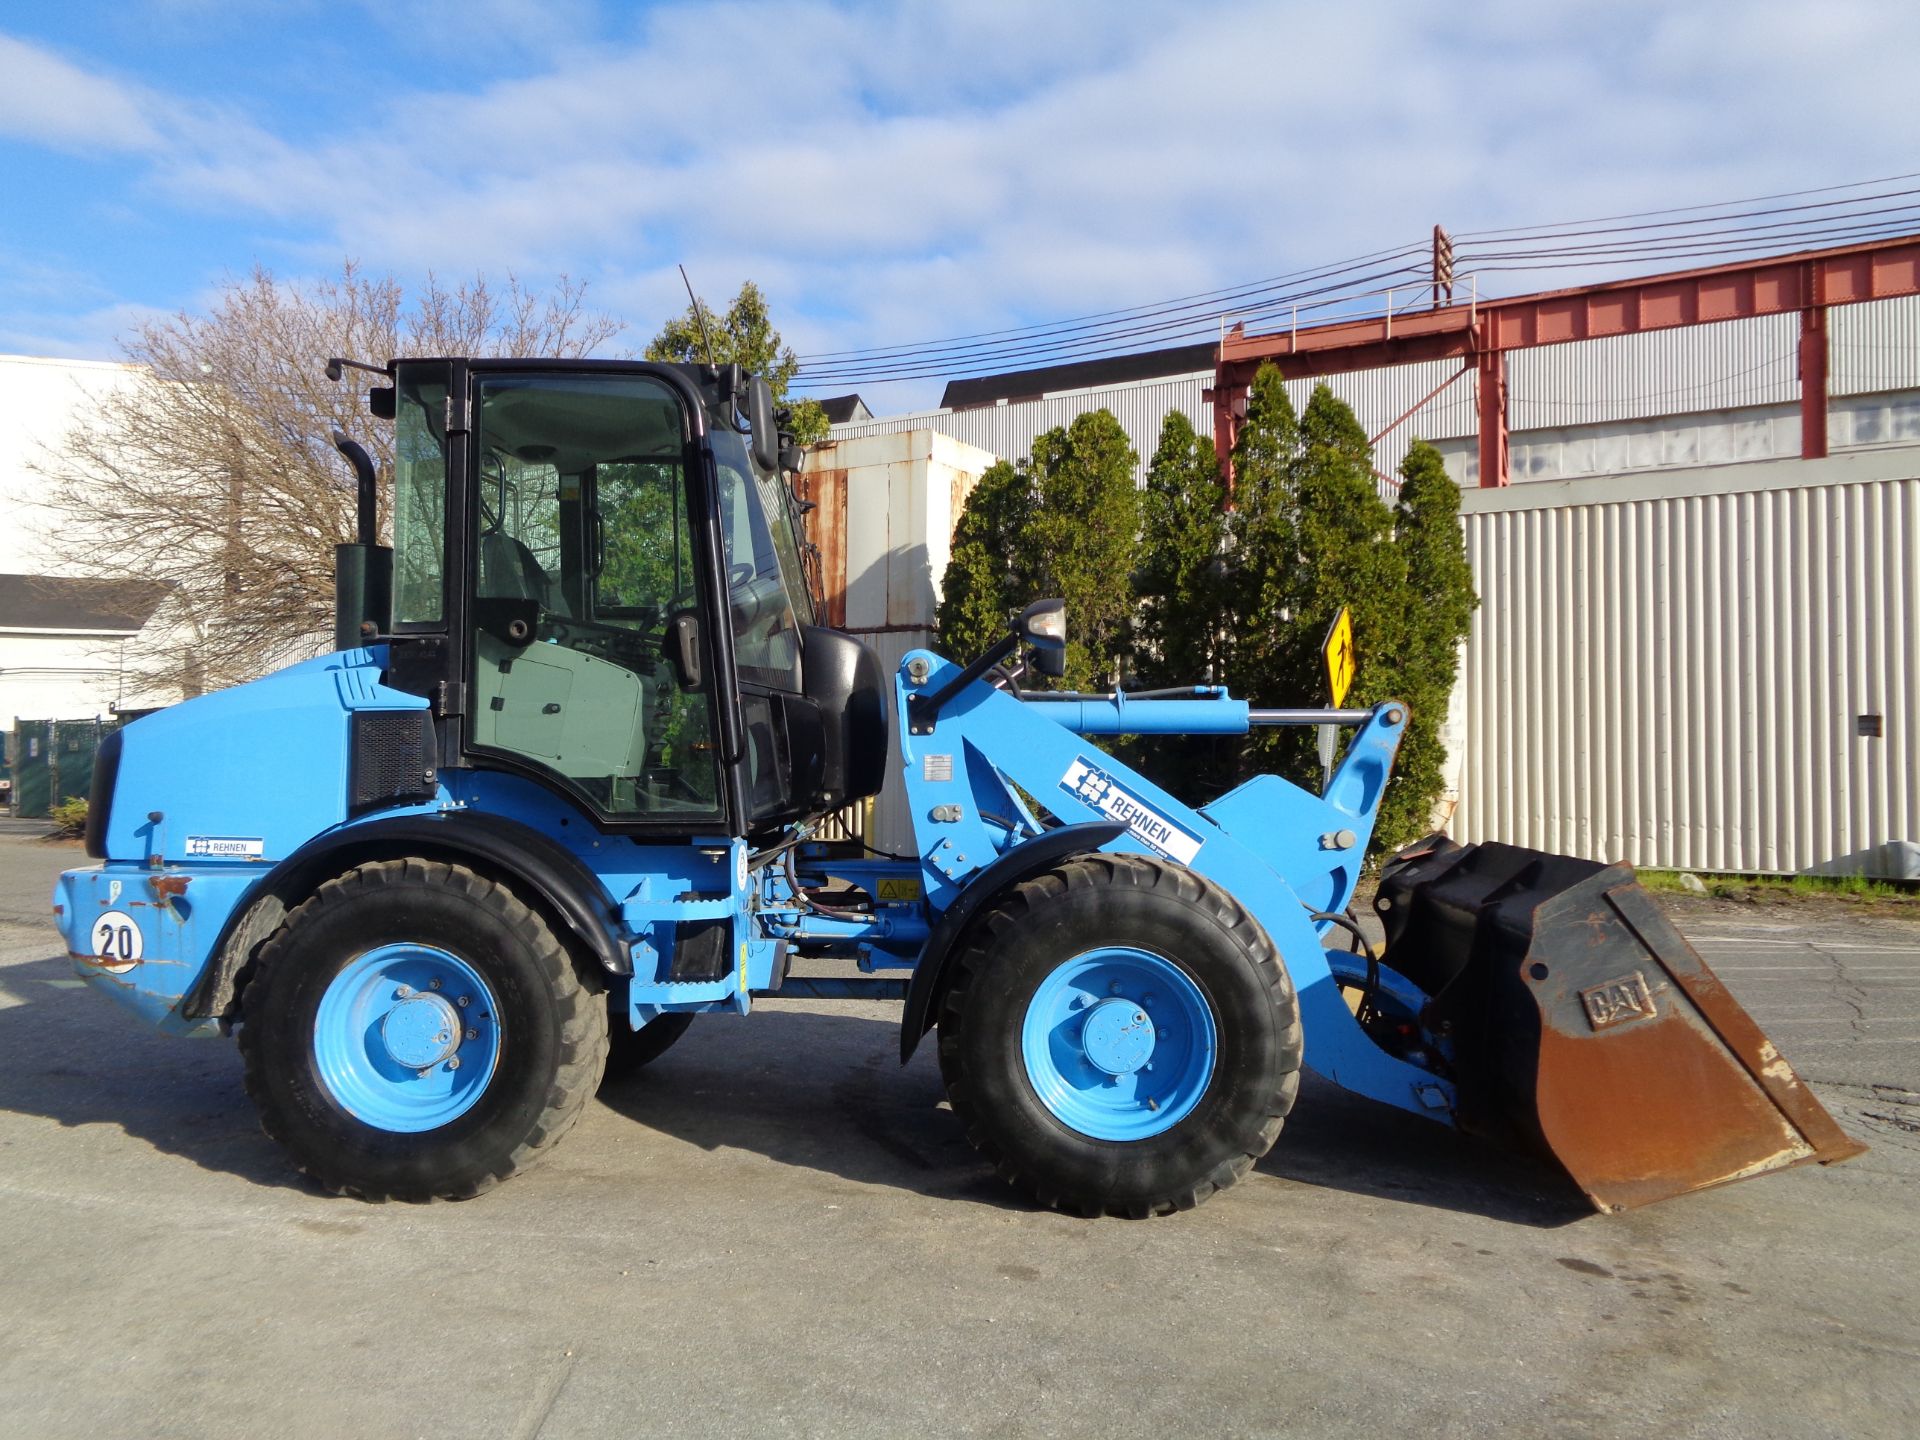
top-left (876, 878), bottom-right (922, 902)
top-left (1322, 606), bottom-right (1356, 708)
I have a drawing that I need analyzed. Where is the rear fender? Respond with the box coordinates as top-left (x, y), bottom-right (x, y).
top-left (182, 810), bottom-right (632, 1023)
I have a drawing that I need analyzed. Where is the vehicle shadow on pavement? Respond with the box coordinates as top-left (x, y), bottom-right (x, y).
top-left (1259, 1073), bottom-right (1592, 1227)
top-left (0, 953), bottom-right (306, 1194)
top-left (0, 961), bottom-right (1592, 1223)
top-left (599, 1007), bottom-right (1594, 1225)
top-left (593, 1006), bottom-right (1030, 1212)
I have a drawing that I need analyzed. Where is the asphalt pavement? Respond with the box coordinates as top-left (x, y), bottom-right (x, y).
top-left (1, 834), bottom-right (1915, 1439)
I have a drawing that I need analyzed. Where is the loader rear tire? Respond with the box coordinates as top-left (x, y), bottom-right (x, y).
top-left (236, 858), bottom-right (607, 1201)
top-left (938, 853), bottom-right (1301, 1218)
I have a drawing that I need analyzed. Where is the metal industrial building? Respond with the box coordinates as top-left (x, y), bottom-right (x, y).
top-left (819, 239), bottom-right (1920, 878)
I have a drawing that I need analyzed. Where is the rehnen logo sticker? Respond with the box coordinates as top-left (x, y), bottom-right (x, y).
top-left (184, 836), bottom-right (266, 859)
top-left (1058, 759), bottom-right (1202, 864)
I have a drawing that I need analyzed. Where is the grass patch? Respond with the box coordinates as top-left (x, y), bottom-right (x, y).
top-left (1641, 867), bottom-right (1917, 905)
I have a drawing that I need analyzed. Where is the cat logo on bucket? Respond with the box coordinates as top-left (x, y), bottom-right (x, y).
top-left (1580, 972), bottom-right (1659, 1031)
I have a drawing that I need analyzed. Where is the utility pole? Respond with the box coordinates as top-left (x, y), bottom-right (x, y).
top-left (1432, 225), bottom-right (1454, 309)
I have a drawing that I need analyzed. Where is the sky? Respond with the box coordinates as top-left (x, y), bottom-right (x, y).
top-left (3, 0), bottom-right (1919, 411)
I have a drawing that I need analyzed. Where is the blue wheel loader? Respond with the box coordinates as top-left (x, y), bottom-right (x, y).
top-left (52, 356), bottom-right (1863, 1215)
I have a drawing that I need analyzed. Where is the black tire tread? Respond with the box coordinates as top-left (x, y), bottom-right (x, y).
top-left (937, 853), bottom-right (1302, 1218)
top-left (236, 857), bottom-right (606, 1202)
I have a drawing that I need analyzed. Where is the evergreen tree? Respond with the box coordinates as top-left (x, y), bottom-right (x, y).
top-left (1130, 411), bottom-right (1234, 794)
top-left (1290, 383), bottom-right (1408, 772)
top-left (646, 281), bottom-right (829, 443)
top-left (1225, 371), bottom-right (1417, 811)
top-left (935, 458), bottom-right (1031, 661)
top-left (936, 411), bottom-right (1138, 692)
top-left (1136, 411), bottom-right (1229, 681)
top-left (936, 378), bottom-right (1476, 859)
top-left (1370, 439), bottom-right (1478, 852)
top-left (1026, 410), bottom-right (1140, 690)
top-left (1223, 365), bottom-right (1306, 775)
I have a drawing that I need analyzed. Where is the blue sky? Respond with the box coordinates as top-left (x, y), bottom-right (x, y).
top-left (4, 0), bottom-right (1918, 410)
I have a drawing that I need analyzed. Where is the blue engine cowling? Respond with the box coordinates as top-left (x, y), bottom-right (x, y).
top-left (54, 646), bottom-right (432, 1033)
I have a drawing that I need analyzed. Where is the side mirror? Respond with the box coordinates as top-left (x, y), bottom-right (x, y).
top-left (665, 609), bottom-right (705, 691)
top-left (747, 376), bottom-right (779, 473)
top-left (1019, 598), bottom-right (1067, 679)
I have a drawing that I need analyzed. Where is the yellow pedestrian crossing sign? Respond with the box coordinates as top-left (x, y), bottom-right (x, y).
top-left (1323, 606), bottom-right (1355, 708)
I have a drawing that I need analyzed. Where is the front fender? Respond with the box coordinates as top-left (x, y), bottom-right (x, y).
top-left (898, 820), bottom-right (1125, 1063)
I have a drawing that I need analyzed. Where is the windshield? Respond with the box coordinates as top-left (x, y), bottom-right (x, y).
top-left (709, 426), bottom-right (810, 691)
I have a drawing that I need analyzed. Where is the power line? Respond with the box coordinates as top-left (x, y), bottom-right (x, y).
top-left (1454, 171), bottom-right (1920, 240)
top-left (795, 259), bottom-right (1429, 385)
top-left (792, 247), bottom-right (1428, 377)
top-left (795, 239), bottom-right (1425, 362)
top-left (793, 173), bottom-right (1920, 391)
top-left (1453, 197), bottom-right (1920, 260)
top-left (1460, 216), bottom-right (1920, 273)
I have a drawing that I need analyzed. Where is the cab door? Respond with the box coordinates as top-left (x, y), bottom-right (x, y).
top-left (461, 368), bottom-right (728, 827)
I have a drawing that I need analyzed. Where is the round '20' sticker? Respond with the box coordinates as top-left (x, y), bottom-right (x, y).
top-left (89, 910), bottom-right (143, 972)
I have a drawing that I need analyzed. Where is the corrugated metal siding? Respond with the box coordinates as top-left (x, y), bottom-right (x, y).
top-left (829, 372), bottom-right (1211, 484)
top-left (1454, 466), bottom-right (1918, 874)
top-left (828, 362), bottom-right (1476, 482)
top-left (831, 298), bottom-right (1920, 486)
top-left (1831, 293), bottom-right (1920, 396)
top-left (1507, 315), bottom-right (1800, 429)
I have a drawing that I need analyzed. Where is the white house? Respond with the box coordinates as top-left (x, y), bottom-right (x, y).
top-left (0, 354), bottom-right (186, 737)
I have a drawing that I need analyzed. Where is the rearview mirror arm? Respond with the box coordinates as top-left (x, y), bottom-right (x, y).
top-left (907, 630), bottom-right (1019, 735)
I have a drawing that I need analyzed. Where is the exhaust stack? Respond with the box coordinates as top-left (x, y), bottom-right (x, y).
top-left (331, 430), bottom-right (391, 651)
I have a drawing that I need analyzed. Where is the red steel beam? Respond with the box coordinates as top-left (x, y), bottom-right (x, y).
top-left (1476, 346), bottom-right (1508, 489)
top-left (1800, 301), bottom-right (1829, 461)
top-left (1219, 233), bottom-right (1920, 372)
top-left (1213, 233), bottom-right (1920, 484)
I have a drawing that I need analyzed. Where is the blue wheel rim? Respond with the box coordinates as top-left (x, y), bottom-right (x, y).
top-left (1020, 946), bottom-right (1216, 1141)
top-left (312, 943), bottom-right (502, 1133)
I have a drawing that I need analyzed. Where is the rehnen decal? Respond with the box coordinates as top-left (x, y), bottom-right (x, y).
top-left (1059, 759), bottom-right (1202, 864)
top-left (185, 836), bottom-right (266, 859)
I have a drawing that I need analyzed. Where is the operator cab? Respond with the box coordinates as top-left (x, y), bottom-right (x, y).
top-left (372, 358), bottom-right (885, 840)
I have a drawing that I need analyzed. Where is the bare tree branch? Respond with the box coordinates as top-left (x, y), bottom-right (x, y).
top-left (33, 263), bottom-right (623, 696)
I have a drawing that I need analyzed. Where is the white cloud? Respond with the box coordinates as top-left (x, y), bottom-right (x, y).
top-left (9, 0), bottom-right (1920, 403)
top-left (0, 34), bottom-right (160, 151)
top-left (0, 298), bottom-right (176, 360)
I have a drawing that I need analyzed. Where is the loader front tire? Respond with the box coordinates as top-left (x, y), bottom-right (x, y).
top-left (237, 858), bottom-right (607, 1201)
top-left (938, 854), bottom-right (1301, 1217)
top-left (602, 1006), bottom-right (694, 1083)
